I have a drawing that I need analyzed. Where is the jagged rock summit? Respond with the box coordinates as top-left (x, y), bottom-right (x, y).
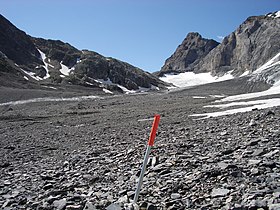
top-left (157, 32), bottom-right (219, 76)
top-left (158, 11), bottom-right (280, 87)
top-left (0, 14), bottom-right (167, 93)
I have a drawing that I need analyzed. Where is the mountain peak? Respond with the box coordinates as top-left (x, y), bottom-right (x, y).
top-left (157, 32), bottom-right (219, 76)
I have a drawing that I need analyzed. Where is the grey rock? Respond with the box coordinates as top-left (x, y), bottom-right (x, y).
top-left (252, 149), bottom-right (265, 156)
top-left (269, 203), bottom-right (280, 210)
top-left (217, 162), bottom-right (229, 170)
top-left (248, 159), bottom-right (262, 165)
top-left (106, 203), bottom-right (122, 210)
top-left (211, 188), bottom-right (230, 197)
top-left (53, 198), bottom-right (67, 210)
top-left (170, 193), bottom-right (181, 199)
top-left (83, 201), bottom-right (97, 210)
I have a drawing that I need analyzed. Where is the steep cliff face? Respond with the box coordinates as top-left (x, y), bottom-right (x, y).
top-left (158, 12), bottom-right (280, 80)
top-left (158, 32), bottom-right (219, 76)
top-left (194, 13), bottom-right (280, 76)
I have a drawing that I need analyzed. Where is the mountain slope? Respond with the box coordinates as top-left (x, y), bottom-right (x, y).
top-left (0, 15), bottom-right (42, 70)
top-left (0, 14), bottom-right (167, 93)
top-left (158, 11), bottom-right (280, 92)
top-left (194, 12), bottom-right (280, 76)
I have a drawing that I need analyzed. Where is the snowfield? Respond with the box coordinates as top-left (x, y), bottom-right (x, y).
top-left (159, 71), bottom-right (234, 88)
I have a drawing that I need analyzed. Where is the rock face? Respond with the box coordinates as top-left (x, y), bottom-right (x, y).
top-left (195, 13), bottom-right (280, 76)
top-left (0, 15), bottom-right (167, 92)
top-left (158, 32), bottom-right (219, 76)
top-left (0, 14), bottom-right (42, 70)
top-left (158, 11), bottom-right (280, 79)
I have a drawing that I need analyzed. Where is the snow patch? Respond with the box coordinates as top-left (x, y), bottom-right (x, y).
top-left (253, 52), bottom-right (280, 74)
top-left (0, 95), bottom-right (102, 106)
top-left (21, 69), bottom-right (42, 81)
top-left (37, 49), bottom-right (50, 79)
top-left (42, 86), bottom-right (57, 90)
top-left (190, 79), bottom-right (280, 119)
top-left (240, 71), bottom-right (249, 77)
top-left (191, 98), bottom-right (280, 119)
top-left (103, 88), bottom-right (113, 94)
top-left (193, 96), bottom-right (207, 99)
top-left (60, 62), bottom-right (74, 76)
top-left (160, 71), bottom-right (234, 88)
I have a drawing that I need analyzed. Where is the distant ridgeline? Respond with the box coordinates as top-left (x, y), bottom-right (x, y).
top-left (0, 11), bottom-right (280, 93)
top-left (0, 14), bottom-right (167, 93)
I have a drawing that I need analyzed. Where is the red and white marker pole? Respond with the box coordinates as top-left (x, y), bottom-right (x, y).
top-left (133, 114), bottom-right (160, 203)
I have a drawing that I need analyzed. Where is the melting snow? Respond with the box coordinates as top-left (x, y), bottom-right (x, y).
top-left (103, 88), bottom-right (113, 94)
top-left (253, 52), bottom-right (280, 74)
top-left (160, 71), bottom-right (234, 88)
top-left (190, 80), bottom-right (280, 119)
top-left (0, 95), bottom-right (102, 106)
top-left (240, 71), bottom-right (250, 77)
top-left (193, 96), bottom-right (207, 99)
top-left (37, 49), bottom-right (50, 79)
top-left (21, 69), bottom-right (42, 81)
top-left (42, 86), bottom-right (57, 90)
top-left (60, 62), bottom-right (74, 76)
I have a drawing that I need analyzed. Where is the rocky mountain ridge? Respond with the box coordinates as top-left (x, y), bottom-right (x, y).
top-left (157, 33), bottom-right (219, 77)
top-left (0, 14), bottom-right (167, 93)
top-left (158, 11), bottom-right (280, 86)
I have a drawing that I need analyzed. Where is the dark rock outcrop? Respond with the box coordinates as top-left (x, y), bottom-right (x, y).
top-left (157, 32), bottom-right (219, 76)
top-left (0, 14), bottom-right (42, 71)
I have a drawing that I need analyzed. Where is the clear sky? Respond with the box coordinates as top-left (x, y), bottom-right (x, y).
top-left (1, 0), bottom-right (279, 72)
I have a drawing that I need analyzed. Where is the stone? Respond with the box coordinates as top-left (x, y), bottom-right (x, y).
top-left (211, 188), bottom-right (230, 197)
top-left (83, 201), bottom-right (97, 210)
top-left (269, 203), bottom-right (280, 210)
top-left (170, 193), bottom-right (181, 199)
top-left (43, 183), bottom-right (54, 190)
top-left (106, 203), bottom-right (122, 210)
top-left (248, 159), bottom-right (261, 165)
top-left (249, 119), bottom-right (257, 126)
top-left (252, 149), bottom-right (265, 156)
top-left (53, 198), bottom-right (67, 210)
top-left (217, 162), bottom-right (229, 170)
top-left (250, 168), bottom-right (259, 175)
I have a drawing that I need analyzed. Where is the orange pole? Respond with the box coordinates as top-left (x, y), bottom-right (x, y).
top-left (134, 114), bottom-right (160, 203)
top-left (148, 114), bottom-right (160, 146)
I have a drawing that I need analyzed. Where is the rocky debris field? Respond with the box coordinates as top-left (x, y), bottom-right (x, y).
top-left (0, 86), bottom-right (279, 210)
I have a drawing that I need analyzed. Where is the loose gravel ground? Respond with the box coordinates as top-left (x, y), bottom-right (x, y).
top-left (0, 84), bottom-right (279, 210)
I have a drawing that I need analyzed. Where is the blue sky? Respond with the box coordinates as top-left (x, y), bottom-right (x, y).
top-left (1, 0), bottom-right (279, 72)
